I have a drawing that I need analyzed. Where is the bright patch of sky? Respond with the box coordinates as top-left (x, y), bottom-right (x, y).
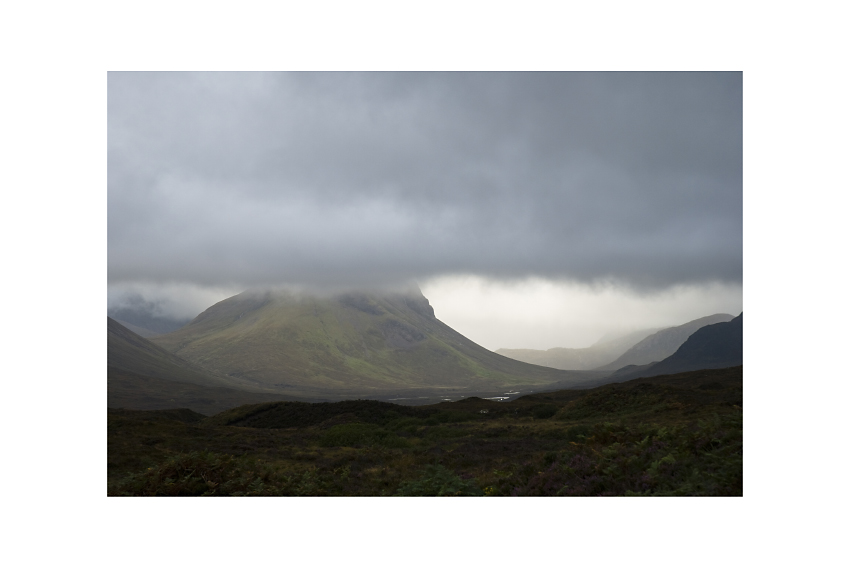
top-left (420, 276), bottom-right (742, 350)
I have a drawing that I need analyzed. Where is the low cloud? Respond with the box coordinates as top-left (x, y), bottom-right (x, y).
top-left (107, 282), bottom-right (242, 321)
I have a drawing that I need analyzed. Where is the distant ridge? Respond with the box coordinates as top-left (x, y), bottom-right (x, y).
top-left (612, 313), bottom-right (743, 381)
top-left (112, 318), bottom-right (160, 338)
top-left (496, 327), bottom-right (663, 371)
top-left (594, 313), bottom-right (735, 371)
top-left (107, 306), bottom-right (191, 337)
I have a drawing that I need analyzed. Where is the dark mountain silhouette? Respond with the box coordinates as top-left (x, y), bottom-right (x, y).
top-left (106, 317), bottom-right (232, 386)
top-left (108, 316), bottom-right (233, 387)
top-left (594, 313), bottom-right (735, 371)
top-left (150, 287), bottom-right (606, 397)
top-left (605, 362), bottom-right (658, 381)
top-left (108, 317), bottom-right (306, 413)
top-left (612, 313), bottom-right (742, 381)
top-left (496, 327), bottom-right (663, 370)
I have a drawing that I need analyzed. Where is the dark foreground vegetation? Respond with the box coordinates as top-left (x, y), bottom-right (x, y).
top-left (108, 366), bottom-right (742, 496)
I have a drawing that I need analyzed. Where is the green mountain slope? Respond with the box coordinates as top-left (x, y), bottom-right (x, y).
top-left (151, 288), bottom-right (605, 396)
top-left (496, 327), bottom-right (663, 370)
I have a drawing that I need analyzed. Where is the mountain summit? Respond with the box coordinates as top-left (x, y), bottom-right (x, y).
top-left (151, 288), bottom-right (602, 397)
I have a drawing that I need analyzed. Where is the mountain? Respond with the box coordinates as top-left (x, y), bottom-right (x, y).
top-left (107, 368), bottom-right (313, 415)
top-left (107, 309), bottom-right (191, 337)
top-left (108, 316), bottom-right (233, 388)
top-left (108, 294), bottom-right (192, 337)
top-left (111, 318), bottom-right (162, 338)
top-left (150, 288), bottom-right (606, 397)
top-left (611, 313), bottom-right (743, 380)
top-left (594, 313), bottom-right (735, 371)
top-left (496, 327), bottom-right (663, 370)
top-left (108, 317), bottom-right (306, 413)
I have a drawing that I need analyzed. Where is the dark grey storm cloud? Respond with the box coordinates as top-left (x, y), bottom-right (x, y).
top-left (108, 72), bottom-right (742, 291)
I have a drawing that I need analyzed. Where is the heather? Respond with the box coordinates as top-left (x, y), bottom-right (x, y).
top-left (108, 366), bottom-right (742, 496)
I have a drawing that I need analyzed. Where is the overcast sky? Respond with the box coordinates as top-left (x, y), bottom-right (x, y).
top-left (108, 72), bottom-right (742, 348)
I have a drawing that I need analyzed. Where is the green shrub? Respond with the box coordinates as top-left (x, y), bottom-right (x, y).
top-left (385, 417), bottom-right (426, 433)
top-left (532, 405), bottom-right (558, 419)
top-left (432, 410), bottom-right (476, 423)
top-left (109, 451), bottom-right (280, 496)
top-left (423, 426), bottom-right (470, 440)
top-left (319, 423), bottom-right (384, 446)
top-left (395, 465), bottom-right (482, 496)
top-left (378, 435), bottom-right (413, 449)
top-left (318, 423), bottom-right (411, 448)
top-left (564, 424), bottom-right (592, 442)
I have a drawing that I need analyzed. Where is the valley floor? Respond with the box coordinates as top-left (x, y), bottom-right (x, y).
top-left (107, 366), bottom-right (743, 496)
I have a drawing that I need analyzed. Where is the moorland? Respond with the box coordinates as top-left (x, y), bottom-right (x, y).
top-left (108, 365), bottom-right (742, 496)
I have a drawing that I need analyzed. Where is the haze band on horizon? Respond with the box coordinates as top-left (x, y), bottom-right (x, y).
top-left (108, 72), bottom-right (742, 350)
